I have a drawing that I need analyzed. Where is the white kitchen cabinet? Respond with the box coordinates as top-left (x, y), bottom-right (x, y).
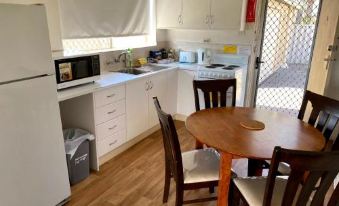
top-left (126, 78), bottom-right (149, 140)
top-left (177, 70), bottom-right (196, 117)
top-left (157, 0), bottom-right (183, 29)
top-left (156, 0), bottom-right (245, 30)
top-left (93, 85), bottom-right (127, 158)
top-left (210, 0), bottom-right (244, 30)
top-left (183, 0), bottom-right (209, 29)
top-left (126, 70), bottom-right (177, 140)
top-left (148, 72), bottom-right (169, 128)
top-left (166, 70), bottom-right (178, 115)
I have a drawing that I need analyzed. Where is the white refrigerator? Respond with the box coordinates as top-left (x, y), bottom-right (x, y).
top-left (0, 4), bottom-right (71, 206)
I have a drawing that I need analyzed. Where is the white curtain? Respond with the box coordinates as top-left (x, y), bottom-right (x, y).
top-left (59, 0), bottom-right (150, 39)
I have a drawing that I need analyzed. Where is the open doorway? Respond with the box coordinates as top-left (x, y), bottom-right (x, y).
top-left (255, 0), bottom-right (322, 116)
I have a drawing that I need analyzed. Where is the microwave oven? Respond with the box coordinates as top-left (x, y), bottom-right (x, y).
top-left (54, 55), bottom-right (100, 90)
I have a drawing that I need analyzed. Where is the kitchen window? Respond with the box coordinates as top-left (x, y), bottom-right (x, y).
top-left (63, 34), bottom-right (155, 54)
top-left (61, 0), bottom-right (155, 54)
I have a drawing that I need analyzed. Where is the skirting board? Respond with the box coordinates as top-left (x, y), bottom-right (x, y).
top-left (173, 113), bottom-right (187, 121)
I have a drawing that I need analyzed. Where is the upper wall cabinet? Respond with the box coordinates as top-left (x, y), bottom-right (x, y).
top-left (156, 0), bottom-right (245, 30)
top-left (210, 0), bottom-right (243, 30)
top-left (183, 0), bottom-right (210, 29)
top-left (157, 0), bottom-right (183, 28)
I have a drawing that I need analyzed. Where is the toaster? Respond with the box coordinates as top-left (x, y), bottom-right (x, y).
top-left (179, 51), bottom-right (196, 63)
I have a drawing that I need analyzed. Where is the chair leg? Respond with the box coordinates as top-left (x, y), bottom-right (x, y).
top-left (175, 183), bottom-right (184, 206)
top-left (248, 159), bottom-right (264, 176)
top-left (229, 182), bottom-right (241, 206)
top-left (209, 186), bottom-right (215, 193)
top-left (195, 140), bottom-right (204, 149)
top-left (163, 166), bottom-right (171, 203)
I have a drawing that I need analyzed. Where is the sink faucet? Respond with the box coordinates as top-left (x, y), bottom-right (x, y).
top-left (115, 49), bottom-right (132, 69)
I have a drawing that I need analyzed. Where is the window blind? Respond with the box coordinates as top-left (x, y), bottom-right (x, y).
top-left (59, 0), bottom-right (150, 39)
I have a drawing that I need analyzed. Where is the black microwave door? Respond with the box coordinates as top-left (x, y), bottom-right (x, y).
top-left (72, 60), bottom-right (90, 79)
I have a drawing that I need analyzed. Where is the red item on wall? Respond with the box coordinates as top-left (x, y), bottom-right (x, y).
top-left (246, 0), bottom-right (256, 22)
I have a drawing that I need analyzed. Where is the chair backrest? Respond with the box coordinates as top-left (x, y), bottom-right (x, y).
top-left (263, 146), bottom-right (339, 206)
top-left (298, 90), bottom-right (339, 150)
top-left (193, 79), bottom-right (236, 111)
top-left (153, 97), bottom-right (184, 184)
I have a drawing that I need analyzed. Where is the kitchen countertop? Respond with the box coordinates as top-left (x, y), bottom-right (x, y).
top-left (57, 63), bottom-right (199, 102)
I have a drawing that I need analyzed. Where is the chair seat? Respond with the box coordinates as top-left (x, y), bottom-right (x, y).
top-left (265, 160), bottom-right (291, 175)
top-left (182, 148), bottom-right (220, 184)
top-left (233, 176), bottom-right (289, 206)
top-left (182, 148), bottom-right (237, 184)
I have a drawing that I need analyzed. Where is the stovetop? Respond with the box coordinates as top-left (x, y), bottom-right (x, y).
top-left (205, 64), bottom-right (240, 70)
top-left (197, 54), bottom-right (249, 79)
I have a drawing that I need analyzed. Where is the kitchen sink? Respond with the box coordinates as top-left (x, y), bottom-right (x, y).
top-left (116, 65), bottom-right (170, 75)
top-left (116, 68), bottom-right (150, 75)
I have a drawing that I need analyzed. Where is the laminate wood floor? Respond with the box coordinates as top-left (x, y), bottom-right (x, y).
top-left (66, 121), bottom-right (248, 206)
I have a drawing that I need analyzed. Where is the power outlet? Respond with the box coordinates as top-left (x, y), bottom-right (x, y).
top-left (203, 38), bottom-right (211, 43)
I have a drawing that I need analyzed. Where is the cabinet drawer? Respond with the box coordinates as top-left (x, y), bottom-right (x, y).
top-left (96, 115), bottom-right (126, 141)
top-left (94, 85), bottom-right (125, 107)
top-left (97, 130), bottom-right (126, 157)
top-left (95, 100), bottom-right (125, 125)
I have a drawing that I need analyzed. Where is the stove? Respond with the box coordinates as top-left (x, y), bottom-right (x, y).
top-left (197, 54), bottom-right (248, 80)
top-left (196, 54), bottom-right (249, 106)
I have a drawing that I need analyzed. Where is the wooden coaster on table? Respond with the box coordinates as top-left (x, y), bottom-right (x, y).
top-left (240, 120), bottom-right (265, 130)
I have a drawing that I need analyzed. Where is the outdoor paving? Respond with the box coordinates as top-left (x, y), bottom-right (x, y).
top-left (256, 64), bottom-right (308, 116)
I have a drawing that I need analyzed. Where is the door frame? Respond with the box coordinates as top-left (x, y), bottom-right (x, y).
top-left (324, 16), bottom-right (339, 99)
top-left (245, 0), bottom-right (268, 107)
top-left (248, 0), bottom-right (323, 107)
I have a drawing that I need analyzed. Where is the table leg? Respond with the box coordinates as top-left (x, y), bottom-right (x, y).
top-left (248, 159), bottom-right (264, 176)
top-left (218, 152), bottom-right (233, 206)
top-left (195, 140), bottom-right (204, 149)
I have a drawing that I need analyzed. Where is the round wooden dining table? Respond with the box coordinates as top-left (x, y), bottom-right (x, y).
top-left (185, 107), bottom-right (325, 206)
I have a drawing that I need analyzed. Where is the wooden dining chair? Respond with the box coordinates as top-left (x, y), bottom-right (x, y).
top-left (231, 146), bottom-right (339, 206)
top-left (153, 96), bottom-right (230, 206)
top-left (250, 90), bottom-right (339, 176)
top-left (193, 79), bottom-right (237, 149)
top-left (298, 90), bottom-right (339, 149)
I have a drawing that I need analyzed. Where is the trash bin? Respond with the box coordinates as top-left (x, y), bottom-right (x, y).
top-left (63, 128), bottom-right (94, 185)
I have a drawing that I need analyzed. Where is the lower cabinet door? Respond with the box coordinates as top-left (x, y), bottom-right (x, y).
top-left (177, 70), bottom-right (196, 117)
top-left (126, 78), bottom-right (149, 140)
top-left (148, 72), bottom-right (169, 128)
top-left (97, 130), bottom-right (126, 157)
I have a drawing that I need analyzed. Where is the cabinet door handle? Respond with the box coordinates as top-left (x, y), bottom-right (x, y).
top-left (107, 94), bottom-right (116, 98)
top-left (149, 81), bottom-right (153, 90)
top-left (205, 15), bottom-right (210, 24)
top-left (107, 109), bottom-right (116, 114)
top-left (178, 15), bottom-right (183, 25)
top-left (109, 140), bottom-right (118, 146)
top-left (145, 81), bottom-right (149, 91)
top-left (210, 15), bottom-right (214, 24)
top-left (108, 125), bottom-right (117, 130)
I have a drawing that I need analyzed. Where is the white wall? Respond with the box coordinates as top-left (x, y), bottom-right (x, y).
top-left (0, 0), bottom-right (63, 52)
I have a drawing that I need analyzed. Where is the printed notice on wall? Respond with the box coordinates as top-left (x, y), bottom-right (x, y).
top-left (223, 45), bottom-right (238, 54)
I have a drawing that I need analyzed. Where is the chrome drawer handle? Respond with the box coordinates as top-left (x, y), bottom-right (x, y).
top-left (109, 140), bottom-right (118, 146)
top-left (107, 109), bottom-right (116, 114)
top-left (108, 125), bottom-right (117, 130)
top-left (107, 94), bottom-right (115, 98)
